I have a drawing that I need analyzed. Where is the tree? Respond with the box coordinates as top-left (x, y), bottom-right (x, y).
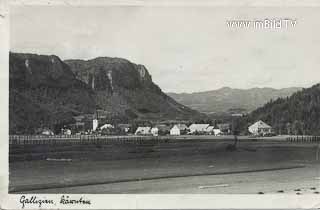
top-left (233, 118), bottom-right (241, 147)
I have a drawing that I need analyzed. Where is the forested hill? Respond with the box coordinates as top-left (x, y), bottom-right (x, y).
top-left (248, 83), bottom-right (320, 135)
top-left (9, 52), bottom-right (201, 134)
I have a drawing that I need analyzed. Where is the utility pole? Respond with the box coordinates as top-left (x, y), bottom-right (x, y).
top-left (232, 116), bottom-right (239, 148)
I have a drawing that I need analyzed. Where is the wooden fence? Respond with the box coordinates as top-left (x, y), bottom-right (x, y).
top-left (9, 135), bottom-right (170, 145)
top-left (10, 134), bottom-right (320, 145)
top-left (286, 135), bottom-right (320, 143)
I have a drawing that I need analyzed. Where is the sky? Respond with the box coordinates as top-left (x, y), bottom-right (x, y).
top-left (10, 6), bottom-right (320, 93)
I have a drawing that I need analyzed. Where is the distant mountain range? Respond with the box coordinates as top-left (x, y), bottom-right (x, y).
top-left (9, 52), bottom-right (201, 134)
top-left (167, 87), bottom-right (302, 114)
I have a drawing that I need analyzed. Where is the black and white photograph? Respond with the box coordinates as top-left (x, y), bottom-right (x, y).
top-left (2, 0), bottom-right (320, 208)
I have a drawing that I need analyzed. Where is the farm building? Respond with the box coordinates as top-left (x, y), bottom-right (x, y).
top-left (100, 124), bottom-right (114, 130)
top-left (62, 128), bottom-right (72, 135)
top-left (135, 127), bottom-right (152, 135)
top-left (151, 127), bottom-right (159, 136)
top-left (170, 124), bottom-right (188, 135)
top-left (154, 124), bottom-right (171, 135)
top-left (248, 120), bottom-right (272, 136)
top-left (118, 124), bottom-right (131, 133)
top-left (41, 128), bottom-right (54, 136)
top-left (213, 128), bottom-right (222, 136)
top-left (189, 124), bottom-right (210, 134)
top-left (205, 126), bottom-right (214, 134)
top-left (217, 123), bottom-right (231, 134)
top-left (73, 114), bottom-right (99, 131)
top-left (170, 126), bottom-right (180, 136)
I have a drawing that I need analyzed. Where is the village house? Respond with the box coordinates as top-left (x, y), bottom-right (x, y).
top-left (188, 124), bottom-right (210, 134)
top-left (170, 124), bottom-right (188, 136)
top-left (40, 128), bottom-right (54, 136)
top-left (72, 114), bottom-right (98, 132)
top-left (151, 127), bottom-right (159, 136)
top-left (62, 128), bottom-right (72, 135)
top-left (135, 127), bottom-right (152, 135)
top-left (248, 120), bottom-right (272, 136)
top-left (100, 124), bottom-right (114, 130)
top-left (118, 124), bottom-right (131, 133)
top-left (154, 124), bottom-right (171, 135)
top-left (213, 128), bottom-right (222, 136)
top-left (170, 125), bottom-right (180, 136)
top-left (205, 126), bottom-right (214, 135)
top-left (217, 123), bottom-right (231, 134)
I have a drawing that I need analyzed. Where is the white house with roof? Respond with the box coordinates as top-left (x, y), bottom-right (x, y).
top-left (41, 128), bottom-right (54, 136)
top-left (188, 124), bottom-right (210, 134)
top-left (118, 124), bottom-right (131, 133)
top-left (151, 127), bottom-right (159, 136)
top-left (170, 125), bottom-right (180, 136)
top-left (248, 120), bottom-right (272, 136)
top-left (205, 126), bottom-right (214, 134)
top-left (135, 127), bottom-right (152, 135)
top-left (62, 129), bottom-right (72, 135)
top-left (213, 129), bottom-right (222, 136)
top-left (100, 124), bottom-right (114, 130)
top-left (217, 123), bottom-right (231, 134)
top-left (170, 124), bottom-right (188, 136)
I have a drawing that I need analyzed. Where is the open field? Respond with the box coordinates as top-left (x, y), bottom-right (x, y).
top-left (22, 164), bottom-right (320, 194)
top-left (9, 137), bottom-right (320, 193)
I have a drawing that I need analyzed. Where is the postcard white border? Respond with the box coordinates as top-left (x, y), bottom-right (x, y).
top-left (1, 0), bottom-right (320, 209)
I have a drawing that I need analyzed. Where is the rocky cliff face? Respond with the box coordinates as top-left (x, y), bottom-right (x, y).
top-left (65, 57), bottom-right (199, 120)
top-left (65, 57), bottom-right (154, 94)
top-left (10, 53), bottom-right (200, 134)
